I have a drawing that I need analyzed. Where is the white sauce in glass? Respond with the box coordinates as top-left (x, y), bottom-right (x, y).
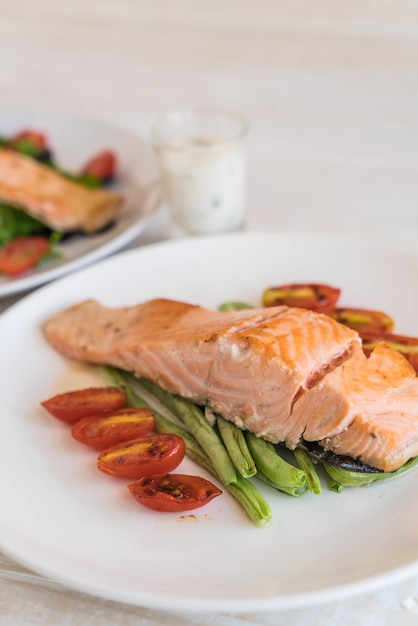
top-left (157, 135), bottom-right (247, 235)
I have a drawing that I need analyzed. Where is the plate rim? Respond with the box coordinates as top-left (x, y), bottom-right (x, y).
top-left (2, 522), bottom-right (418, 613)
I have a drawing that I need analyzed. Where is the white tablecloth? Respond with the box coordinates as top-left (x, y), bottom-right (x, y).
top-left (1, 2), bottom-right (418, 624)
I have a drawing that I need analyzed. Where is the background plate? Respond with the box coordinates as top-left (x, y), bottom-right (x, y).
top-left (0, 110), bottom-right (161, 297)
top-left (0, 232), bottom-right (417, 613)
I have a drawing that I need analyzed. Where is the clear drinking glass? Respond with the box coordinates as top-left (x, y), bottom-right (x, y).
top-left (151, 109), bottom-right (249, 235)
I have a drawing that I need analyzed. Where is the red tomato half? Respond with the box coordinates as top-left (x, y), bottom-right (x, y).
top-left (0, 236), bottom-right (50, 275)
top-left (361, 332), bottom-right (418, 374)
top-left (9, 129), bottom-right (48, 150)
top-left (71, 408), bottom-right (155, 450)
top-left (323, 307), bottom-right (395, 334)
top-left (128, 473), bottom-right (222, 512)
top-left (41, 387), bottom-right (127, 424)
top-left (81, 150), bottom-right (117, 182)
top-left (97, 434), bottom-right (185, 479)
top-left (262, 283), bottom-right (341, 311)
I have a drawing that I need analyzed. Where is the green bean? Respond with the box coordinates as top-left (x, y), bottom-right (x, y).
top-left (218, 302), bottom-right (254, 312)
top-left (323, 464), bottom-right (378, 491)
top-left (225, 475), bottom-right (272, 528)
top-left (101, 366), bottom-right (148, 409)
top-left (216, 415), bottom-right (257, 478)
top-left (101, 366), bottom-right (272, 526)
top-left (255, 468), bottom-right (285, 490)
top-left (136, 376), bottom-right (193, 418)
top-left (293, 449), bottom-right (322, 494)
top-left (101, 367), bottom-right (212, 472)
top-left (323, 455), bottom-right (418, 491)
top-left (139, 377), bottom-right (237, 485)
top-left (246, 432), bottom-right (307, 496)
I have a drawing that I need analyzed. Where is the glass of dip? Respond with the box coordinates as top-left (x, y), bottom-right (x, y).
top-left (151, 109), bottom-right (249, 235)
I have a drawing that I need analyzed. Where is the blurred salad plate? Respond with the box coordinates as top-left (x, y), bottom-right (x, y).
top-left (0, 110), bottom-right (162, 297)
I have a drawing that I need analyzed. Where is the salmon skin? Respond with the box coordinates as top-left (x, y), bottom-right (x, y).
top-left (42, 298), bottom-right (418, 472)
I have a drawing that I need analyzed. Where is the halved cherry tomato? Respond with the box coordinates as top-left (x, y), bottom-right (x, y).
top-left (0, 236), bottom-right (50, 275)
top-left (262, 283), bottom-right (341, 311)
top-left (361, 333), bottom-right (418, 374)
top-left (71, 408), bottom-right (155, 450)
top-left (128, 473), bottom-right (222, 512)
top-left (323, 307), bottom-right (395, 334)
top-left (41, 387), bottom-right (126, 424)
top-left (97, 434), bottom-right (185, 479)
top-left (81, 150), bottom-right (117, 182)
top-left (9, 129), bottom-right (48, 151)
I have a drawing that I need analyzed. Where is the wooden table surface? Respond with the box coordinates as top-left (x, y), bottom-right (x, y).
top-left (1, 1), bottom-right (418, 624)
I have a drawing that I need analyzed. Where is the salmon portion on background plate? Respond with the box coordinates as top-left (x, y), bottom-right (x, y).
top-left (0, 148), bottom-right (123, 233)
top-left (42, 297), bottom-right (418, 473)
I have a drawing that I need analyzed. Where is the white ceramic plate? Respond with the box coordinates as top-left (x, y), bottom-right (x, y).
top-left (0, 110), bottom-right (161, 297)
top-left (0, 232), bottom-right (417, 613)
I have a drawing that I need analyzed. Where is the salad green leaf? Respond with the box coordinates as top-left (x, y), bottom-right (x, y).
top-left (0, 203), bottom-right (52, 246)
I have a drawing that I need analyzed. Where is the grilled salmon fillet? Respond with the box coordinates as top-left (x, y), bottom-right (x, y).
top-left (42, 298), bottom-right (418, 472)
top-left (0, 148), bottom-right (123, 233)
